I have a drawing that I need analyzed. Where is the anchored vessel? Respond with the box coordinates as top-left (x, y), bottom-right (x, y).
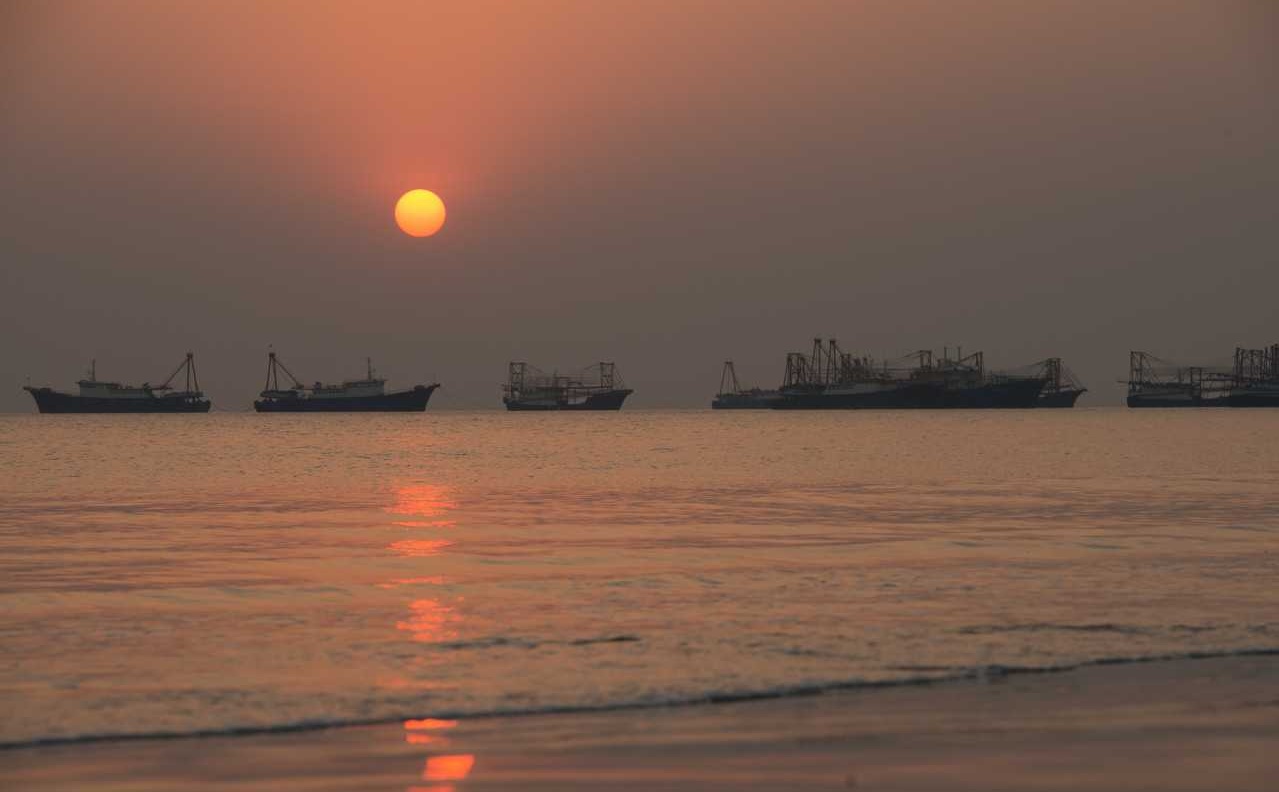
top-left (1035, 358), bottom-right (1087, 407)
top-left (1225, 345), bottom-right (1279, 407)
top-left (770, 338), bottom-right (1046, 409)
top-left (23, 354), bottom-right (210, 413)
top-left (1126, 345), bottom-right (1279, 408)
top-left (1125, 351), bottom-right (1215, 408)
top-left (254, 353), bottom-right (438, 412)
top-left (502, 362), bottom-right (633, 411)
top-left (711, 360), bottom-right (778, 409)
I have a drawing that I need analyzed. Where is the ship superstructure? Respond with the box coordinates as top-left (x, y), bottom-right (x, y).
top-left (254, 352), bottom-right (438, 412)
top-left (502, 361), bottom-right (633, 411)
top-left (1027, 357), bottom-right (1087, 407)
top-left (1225, 344), bottom-right (1279, 407)
top-left (1125, 351), bottom-right (1216, 408)
top-left (710, 360), bottom-right (778, 409)
top-left (770, 338), bottom-right (1046, 409)
top-left (23, 354), bottom-right (211, 413)
top-left (1127, 345), bottom-right (1279, 408)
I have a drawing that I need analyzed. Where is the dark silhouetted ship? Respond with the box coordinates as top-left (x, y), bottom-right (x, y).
top-left (711, 360), bottom-right (778, 409)
top-left (254, 352), bottom-right (438, 412)
top-left (1035, 358), bottom-right (1087, 407)
top-left (1224, 344), bottom-right (1279, 407)
top-left (23, 354), bottom-right (211, 413)
top-left (1126, 345), bottom-right (1279, 408)
top-left (1125, 351), bottom-right (1217, 408)
top-left (770, 339), bottom-right (1046, 409)
top-left (502, 361), bottom-right (633, 410)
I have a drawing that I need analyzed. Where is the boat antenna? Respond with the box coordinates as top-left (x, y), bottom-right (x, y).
top-left (367, 357), bottom-right (374, 380)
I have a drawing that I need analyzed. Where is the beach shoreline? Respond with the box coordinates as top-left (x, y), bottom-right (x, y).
top-left (5, 652), bottom-right (1277, 791)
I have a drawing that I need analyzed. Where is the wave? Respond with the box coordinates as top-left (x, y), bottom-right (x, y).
top-left (3, 646), bottom-right (1277, 752)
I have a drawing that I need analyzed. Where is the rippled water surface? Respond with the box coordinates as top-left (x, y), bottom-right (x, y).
top-left (1, 410), bottom-right (1277, 745)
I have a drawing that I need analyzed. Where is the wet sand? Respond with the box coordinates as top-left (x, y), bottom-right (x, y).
top-left (4, 653), bottom-right (1277, 791)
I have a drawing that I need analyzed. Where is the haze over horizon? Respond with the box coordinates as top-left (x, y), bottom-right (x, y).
top-left (3, 0), bottom-right (1276, 410)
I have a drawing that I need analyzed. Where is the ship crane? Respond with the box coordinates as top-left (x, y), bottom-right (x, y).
top-left (156, 352), bottom-right (202, 394)
top-left (719, 360), bottom-right (741, 395)
top-left (263, 351), bottom-right (304, 392)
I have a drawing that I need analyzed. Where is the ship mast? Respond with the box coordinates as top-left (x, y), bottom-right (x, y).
top-left (157, 352), bottom-right (200, 394)
top-left (264, 351), bottom-right (303, 391)
top-left (719, 360), bottom-right (740, 395)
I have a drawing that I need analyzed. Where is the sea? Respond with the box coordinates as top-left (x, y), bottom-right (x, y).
top-left (1, 410), bottom-right (1277, 748)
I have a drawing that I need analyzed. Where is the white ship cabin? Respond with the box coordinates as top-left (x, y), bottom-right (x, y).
top-left (309, 377), bottom-right (386, 399)
top-left (76, 379), bottom-right (159, 399)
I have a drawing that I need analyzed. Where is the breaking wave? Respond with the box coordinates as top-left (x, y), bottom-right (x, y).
top-left (4, 646), bottom-right (1276, 752)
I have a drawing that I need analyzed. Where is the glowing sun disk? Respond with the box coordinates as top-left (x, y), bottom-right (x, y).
top-left (396, 189), bottom-right (447, 237)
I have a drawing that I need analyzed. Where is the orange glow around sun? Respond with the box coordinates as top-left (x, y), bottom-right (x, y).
top-left (395, 189), bottom-right (447, 237)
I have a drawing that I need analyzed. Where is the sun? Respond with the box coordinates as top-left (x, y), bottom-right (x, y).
top-left (395, 189), bottom-right (447, 237)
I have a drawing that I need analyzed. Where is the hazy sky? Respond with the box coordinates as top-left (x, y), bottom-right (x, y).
top-left (3, 0), bottom-right (1276, 409)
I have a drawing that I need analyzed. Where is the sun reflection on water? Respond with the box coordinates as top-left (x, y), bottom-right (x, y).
top-left (423, 753), bottom-right (476, 782)
top-left (388, 484), bottom-right (458, 528)
top-left (389, 485), bottom-right (475, 790)
top-left (395, 599), bottom-right (460, 643)
top-left (388, 539), bottom-right (454, 557)
top-left (401, 718), bottom-right (473, 792)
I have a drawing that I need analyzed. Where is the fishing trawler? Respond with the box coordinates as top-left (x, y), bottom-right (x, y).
top-left (1126, 346), bottom-right (1279, 408)
top-left (23, 354), bottom-right (211, 413)
top-left (1125, 351), bottom-right (1223, 408)
top-left (1036, 358), bottom-right (1087, 407)
top-left (1224, 345), bottom-right (1279, 407)
top-left (710, 360), bottom-right (778, 409)
top-left (253, 352), bottom-right (438, 412)
top-left (502, 361), bottom-right (633, 410)
top-left (770, 339), bottom-right (1046, 409)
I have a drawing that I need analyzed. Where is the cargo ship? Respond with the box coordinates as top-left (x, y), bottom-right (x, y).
top-left (23, 353), bottom-right (211, 413)
top-left (254, 352), bottom-right (438, 412)
top-left (502, 361), bottom-right (633, 410)
top-left (1036, 357), bottom-right (1087, 407)
top-left (711, 360), bottom-right (778, 409)
top-left (770, 339), bottom-right (1046, 409)
top-left (1126, 346), bottom-right (1279, 408)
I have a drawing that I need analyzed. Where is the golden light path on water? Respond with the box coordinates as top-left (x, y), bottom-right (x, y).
top-left (2, 411), bottom-right (1279, 790)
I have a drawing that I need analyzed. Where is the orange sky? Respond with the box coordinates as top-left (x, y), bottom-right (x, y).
top-left (2, 1), bottom-right (1277, 406)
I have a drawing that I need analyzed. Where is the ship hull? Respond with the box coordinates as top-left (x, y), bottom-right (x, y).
top-left (24, 387), bottom-right (210, 414)
top-left (254, 385), bottom-right (437, 412)
top-left (1038, 389), bottom-right (1086, 408)
top-left (1226, 389), bottom-right (1279, 408)
top-left (772, 385), bottom-right (925, 409)
top-left (504, 389), bottom-right (632, 411)
top-left (711, 391), bottom-right (779, 409)
top-left (772, 378), bottom-right (1044, 409)
top-left (1126, 387), bottom-right (1279, 408)
top-left (937, 378), bottom-right (1045, 408)
top-left (1126, 395), bottom-right (1226, 408)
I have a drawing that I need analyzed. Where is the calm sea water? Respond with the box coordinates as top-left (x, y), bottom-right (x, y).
top-left (1, 410), bottom-right (1277, 746)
